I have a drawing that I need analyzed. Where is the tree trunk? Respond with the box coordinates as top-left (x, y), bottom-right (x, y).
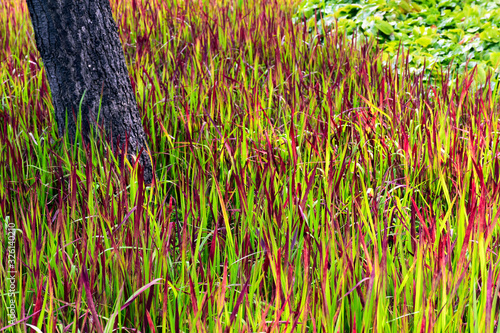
top-left (26, 0), bottom-right (154, 184)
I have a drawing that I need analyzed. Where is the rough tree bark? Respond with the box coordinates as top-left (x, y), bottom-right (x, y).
top-left (26, 0), bottom-right (154, 184)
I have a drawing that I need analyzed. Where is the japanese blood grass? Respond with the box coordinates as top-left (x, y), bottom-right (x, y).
top-left (1, 0), bottom-right (500, 332)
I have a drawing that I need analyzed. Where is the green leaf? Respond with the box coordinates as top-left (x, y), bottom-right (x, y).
top-left (375, 20), bottom-right (394, 35)
top-left (490, 52), bottom-right (500, 67)
top-left (399, 0), bottom-right (413, 13)
top-left (480, 27), bottom-right (500, 42)
top-left (103, 285), bottom-right (124, 333)
top-left (415, 36), bottom-right (433, 47)
top-left (476, 64), bottom-right (486, 83)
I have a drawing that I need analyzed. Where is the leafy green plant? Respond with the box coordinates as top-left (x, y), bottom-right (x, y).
top-left (295, 0), bottom-right (500, 78)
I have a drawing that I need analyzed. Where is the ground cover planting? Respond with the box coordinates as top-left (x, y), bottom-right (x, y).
top-left (295, 0), bottom-right (500, 78)
top-left (1, 0), bottom-right (500, 332)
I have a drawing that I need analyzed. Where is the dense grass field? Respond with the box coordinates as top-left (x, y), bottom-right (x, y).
top-left (2, 0), bottom-right (500, 331)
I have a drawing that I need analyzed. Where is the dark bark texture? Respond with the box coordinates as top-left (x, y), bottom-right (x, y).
top-left (26, 0), bottom-right (153, 184)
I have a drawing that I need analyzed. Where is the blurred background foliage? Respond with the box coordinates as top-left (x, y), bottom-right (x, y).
top-left (294, 0), bottom-right (500, 79)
